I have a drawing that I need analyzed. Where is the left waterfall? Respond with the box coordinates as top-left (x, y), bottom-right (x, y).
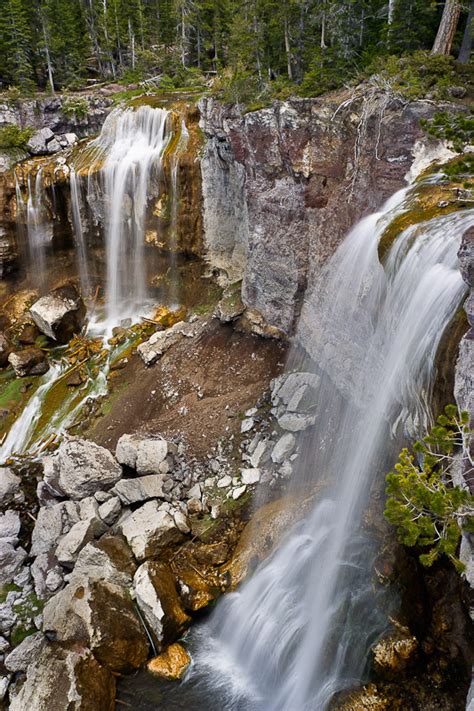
top-left (75, 104), bottom-right (171, 329)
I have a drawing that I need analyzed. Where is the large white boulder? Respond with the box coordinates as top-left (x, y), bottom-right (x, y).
top-left (118, 500), bottom-right (183, 560)
top-left (56, 438), bottom-right (122, 500)
top-left (29, 284), bottom-right (86, 343)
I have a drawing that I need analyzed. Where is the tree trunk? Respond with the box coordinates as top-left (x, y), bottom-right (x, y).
top-left (41, 20), bottom-right (55, 94)
top-left (431, 0), bottom-right (462, 55)
top-left (458, 0), bottom-right (474, 62)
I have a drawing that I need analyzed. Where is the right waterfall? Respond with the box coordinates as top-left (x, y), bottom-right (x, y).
top-left (187, 186), bottom-right (473, 710)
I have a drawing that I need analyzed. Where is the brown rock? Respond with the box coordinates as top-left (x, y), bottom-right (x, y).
top-left (0, 332), bottom-right (11, 367)
top-left (147, 643), bottom-right (191, 680)
top-left (42, 579), bottom-right (149, 673)
top-left (18, 322), bottom-right (40, 345)
top-left (372, 626), bottom-right (418, 680)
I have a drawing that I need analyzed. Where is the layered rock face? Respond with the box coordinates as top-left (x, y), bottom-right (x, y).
top-left (0, 93), bottom-right (113, 139)
top-left (200, 94), bottom-right (438, 333)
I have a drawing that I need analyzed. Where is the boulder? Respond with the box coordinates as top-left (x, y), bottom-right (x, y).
top-left (9, 645), bottom-right (115, 711)
top-left (241, 468), bottom-right (261, 485)
top-left (8, 348), bottom-right (49, 377)
top-left (137, 320), bottom-right (200, 366)
top-left (31, 552), bottom-right (64, 598)
top-left (98, 496), bottom-right (122, 525)
top-left (116, 433), bottom-right (170, 474)
top-left (0, 468), bottom-right (24, 507)
top-left (271, 433), bottom-right (296, 464)
top-left (147, 643), bottom-right (191, 680)
top-left (133, 560), bottom-right (190, 650)
top-left (113, 474), bottom-right (166, 505)
top-left (0, 510), bottom-right (21, 540)
top-left (69, 536), bottom-right (136, 588)
top-left (118, 500), bottom-right (184, 560)
top-left (4, 631), bottom-right (45, 673)
top-left (26, 127), bottom-right (58, 155)
top-left (0, 541), bottom-right (27, 585)
top-left (55, 516), bottom-right (107, 567)
top-left (271, 372), bottom-right (320, 409)
top-left (56, 438), bottom-right (122, 499)
top-left (31, 500), bottom-right (79, 555)
top-left (214, 283), bottom-right (245, 323)
top-left (29, 284), bottom-right (86, 343)
top-left (371, 627), bottom-right (419, 680)
top-left (42, 578), bottom-right (149, 673)
top-left (277, 412), bottom-right (316, 432)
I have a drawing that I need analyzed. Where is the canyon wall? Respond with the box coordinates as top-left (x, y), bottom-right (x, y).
top-left (200, 93), bottom-right (445, 334)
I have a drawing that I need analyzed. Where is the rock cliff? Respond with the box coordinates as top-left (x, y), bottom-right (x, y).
top-left (199, 93), bottom-right (450, 334)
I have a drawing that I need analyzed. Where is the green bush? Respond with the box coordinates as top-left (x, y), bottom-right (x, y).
top-left (61, 96), bottom-right (90, 119)
top-left (384, 405), bottom-right (474, 571)
top-left (421, 111), bottom-right (474, 152)
top-left (368, 50), bottom-right (469, 101)
top-left (0, 124), bottom-right (34, 150)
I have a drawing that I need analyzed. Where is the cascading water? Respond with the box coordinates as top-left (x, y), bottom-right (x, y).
top-left (182, 191), bottom-right (472, 710)
top-left (70, 167), bottom-right (91, 296)
top-left (25, 168), bottom-right (51, 289)
top-left (88, 105), bottom-right (171, 328)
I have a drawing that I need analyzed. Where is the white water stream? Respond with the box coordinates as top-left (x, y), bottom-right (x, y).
top-left (186, 192), bottom-right (472, 710)
top-left (89, 105), bottom-right (171, 329)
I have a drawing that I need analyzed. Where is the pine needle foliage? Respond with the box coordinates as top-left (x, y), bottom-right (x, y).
top-left (384, 404), bottom-right (474, 572)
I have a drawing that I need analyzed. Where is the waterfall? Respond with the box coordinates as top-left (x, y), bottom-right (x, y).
top-left (70, 168), bottom-right (91, 297)
top-left (185, 191), bottom-right (473, 710)
top-left (88, 105), bottom-right (171, 328)
top-left (169, 118), bottom-right (189, 305)
top-left (25, 168), bottom-right (50, 290)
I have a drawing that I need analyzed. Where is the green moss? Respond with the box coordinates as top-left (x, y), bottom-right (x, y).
top-left (10, 625), bottom-right (36, 647)
top-left (0, 583), bottom-right (22, 603)
top-left (421, 113), bottom-right (474, 152)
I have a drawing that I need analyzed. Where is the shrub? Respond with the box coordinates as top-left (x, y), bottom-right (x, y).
top-left (421, 111), bottom-right (474, 152)
top-left (61, 96), bottom-right (90, 120)
top-left (0, 124), bottom-right (34, 150)
top-left (384, 405), bottom-right (474, 571)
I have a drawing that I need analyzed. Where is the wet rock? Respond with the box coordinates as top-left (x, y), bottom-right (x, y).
top-left (277, 411), bottom-right (316, 432)
top-left (334, 683), bottom-right (389, 711)
top-left (42, 578), bottom-right (149, 673)
top-left (29, 284), bottom-right (86, 343)
top-left (222, 494), bottom-right (312, 589)
top-left (115, 433), bottom-right (170, 474)
top-left (55, 516), bottom-right (107, 567)
top-left (4, 631), bottom-right (45, 673)
top-left (0, 332), bottom-right (11, 367)
top-left (0, 541), bottom-right (27, 585)
top-left (0, 468), bottom-right (24, 507)
top-left (147, 642), bottom-right (191, 680)
top-left (271, 433), bottom-right (296, 464)
top-left (17, 322), bottom-right (39, 345)
top-left (372, 627), bottom-right (418, 680)
top-left (133, 560), bottom-right (191, 651)
top-left (113, 474), bottom-right (166, 505)
top-left (119, 500), bottom-right (184, 560)
top-left (40, 455), bottom-right (65, 499)
top-left (271, 372), bottom-right (320, 408)
top-left (56, 438), bottom-right (122, 499)
top-left (31, 500), bottom-right (79, 555)
top-left (9, 644), bottom-right (115, 711)
top-left (8, 347), bottom-right (49, 377)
